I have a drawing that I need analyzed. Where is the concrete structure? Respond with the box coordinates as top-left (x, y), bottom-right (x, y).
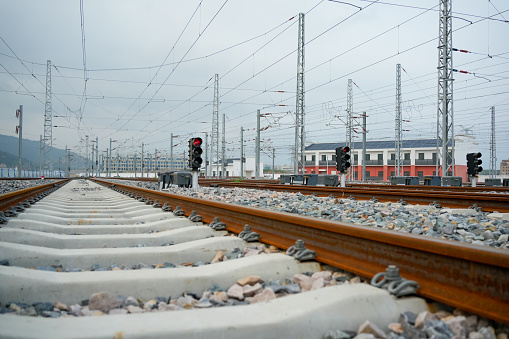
top-left (104, 153), bottom-right (185, 174)
top-left (211, 157), bottom-right (263, 178)
top-left (501, 159), bottom-right (509, 176)
top-left (304, 135), bottom-right (478, 182)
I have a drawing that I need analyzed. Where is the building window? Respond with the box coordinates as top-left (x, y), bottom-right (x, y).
top-left (332, 155), bottom-right (336, 161)
top-left (390, 153), bottom-right (395, 160)
top-left (366, 171), bottom-right (370, 177)
top-left (312, 155), bottom-right (316, 162)
top-left (354, 154), bottom-right (358, 162)
top-left (390, 171), bottom-right (395, 176)
top-left (365, 154), bottom-right (371, 161)
top-left (404, 171), bottom-right (410, 176)
top-left (378, 154), bottom-right (383, 161)
top-left (417, 171), bottom-right (424, 178)
top-left (404, 153), bottom-right (410, 160)
top-left (322, 155), bottom-right (327, 161)
top-left (378, 171), bottom-right (383, 178)
top-left (418, 153), bottom-right (424, 160)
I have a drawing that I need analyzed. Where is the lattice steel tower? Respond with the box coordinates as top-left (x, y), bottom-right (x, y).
top-left (43, 60), bottom-right (53, 172)
top-left (436, 0), bottom-right (454, 176)
top-left (490, 106), bottom-right (496, 178)
top-left (294, 12), bottom-right (305, 175)
top-left (395, 64), bottom-right (403, 177)
top-left (211, 74), bottom-right (219, 177)
top-left (346, 79), bottom-right (354, 180)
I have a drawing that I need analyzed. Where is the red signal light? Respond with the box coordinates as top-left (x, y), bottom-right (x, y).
top-left (193, 138), bottom-right (203, 147)
top-left (343, 146), bottom-right (350, 153)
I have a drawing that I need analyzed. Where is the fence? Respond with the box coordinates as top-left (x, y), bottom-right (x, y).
top-left (0, 168), bottom-right (65, 178)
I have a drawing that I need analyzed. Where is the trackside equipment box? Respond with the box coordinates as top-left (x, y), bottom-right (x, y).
top-left (390, 176), bottom-right (419, 185)
top-left (423, 175), bottom-right (441, 186)
top-left (442, 176), bottom-right (462, 186)
top-left (172, 172), bottom-right (192, 187)
top-left (485, 178), bottom-right (501, 186)
top-left (303, 174), bottom-right (318, 185)
top-left (318, 174), bottom-right (338, 187)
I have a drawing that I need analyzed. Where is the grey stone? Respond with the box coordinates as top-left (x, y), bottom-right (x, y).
top-left (323, 329), bottom-right (353, 339)
top-left (34, 302), bottom-right (54, 315)
top-left (88, 292), bottom-right (122, 312)
top-left (357, 320), bottom-right (387, 339)
top-left (424, 320), bottom-right (454, 339)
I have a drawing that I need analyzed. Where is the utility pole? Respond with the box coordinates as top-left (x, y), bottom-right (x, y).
top-left (256, 110), bottom-right (261, 179)
top-left (294, 12), bottom-right (305, 176)
top-left (436, 0), bottom-right (454, 177)
top-left (39, 135), bottom-right (42, 176)
top-left (221, 113), bottom-right (226, 178)
top-left (346, 79), bottom-right (354, 180)
top-left (395, 64), bottom-right (403, 177)
top-left (141, 142), bottom-right (145, 178)
top-left (86, 135), bottom-right (89, 177)
top-left (490, 106), bottom-right (496, 178)
top-left (65, 146), bottom-right (70, 178)
top-left (272, 148), bottom-right (275, 179)
top-left (109, 138), bottom-right (113, 177)
top-left (95, 137), bottom-right (99, 177)
top-left (43, 60), bottom-right (53, 173)
top-left (170, 133), bottom-right (174, 172)
top-left (211, 74), bottom-right (220, 178)
top-left (362, 112), bottom-right (367, 182)
top-left (240, 127), bottom-right (244, 179)
top-left (204, 133), bottom-right (208, 177)
top-left (16, 105), bottom-right (23, 176)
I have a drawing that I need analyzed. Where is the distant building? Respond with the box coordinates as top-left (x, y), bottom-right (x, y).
top-left (210, 157), bottom-right (263, 178)
top-left (104, 153), bottom-right (185, 174)
top-left (501, 159), bottom-right (509, 176)
top-left (304, 135), bottom-right (478, 182)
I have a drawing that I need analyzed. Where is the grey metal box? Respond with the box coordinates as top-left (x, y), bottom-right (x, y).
top-left (442, 176), bottom-right (462, 186)
top-left (391, 176), bottom-right (419, 185)
top-left (279, 175), bottom-right (291, 184)
top-left (318, 174), bottom-right (338, 187)
top-left (423, 175), bottom-right (441, 186)
top-left (485, 178), bottom-right (502, 186)
top-left (303, 174), bottom-right (319, 186)
top-left (172, 171), bottom-right (192, 187)
top-left (503, 179), bottom-right (509, 187)
top-left (291, 175), bottom-right (304, 185)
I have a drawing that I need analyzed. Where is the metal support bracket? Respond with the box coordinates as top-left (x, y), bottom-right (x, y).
top-left (370, 265), bottom-right (419, 297)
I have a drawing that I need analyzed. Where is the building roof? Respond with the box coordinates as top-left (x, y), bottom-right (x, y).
top-left (305, 138), bottom-right (446, 151)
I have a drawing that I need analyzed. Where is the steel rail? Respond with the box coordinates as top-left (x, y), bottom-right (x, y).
top-left (94, 179), bottom-right (509, 325)
top-left (0, 179), bottom-right (71, 212)
top-left (198, 181), bottom-right (509, 212)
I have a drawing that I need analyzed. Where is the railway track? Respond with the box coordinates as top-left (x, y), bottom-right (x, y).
top-left (197, 179), bottom-right (509, 213)
top-left (0, 178), bottom-right (508, 338)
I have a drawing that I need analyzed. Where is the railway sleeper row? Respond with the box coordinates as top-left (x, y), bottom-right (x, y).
top-left (0, 179), bottom-right (505, 338)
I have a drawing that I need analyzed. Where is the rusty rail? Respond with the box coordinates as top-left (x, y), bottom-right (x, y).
top-left (0, 179), bottom-right (71, 212)
top-left (94, 179), bottom-right (509, 324)
top-left (198, 181), bottom-right (509, 212)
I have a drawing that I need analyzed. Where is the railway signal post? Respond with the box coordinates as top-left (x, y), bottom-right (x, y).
top-left (188, 137), bottom-right (203, 189)
top-left (336, 146), bottom-right (351, 187)
top-left (466, 152), bottom-right (483, 187)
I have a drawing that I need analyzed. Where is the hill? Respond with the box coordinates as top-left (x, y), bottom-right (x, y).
top-left (0, 134), bottom-right (84, 170)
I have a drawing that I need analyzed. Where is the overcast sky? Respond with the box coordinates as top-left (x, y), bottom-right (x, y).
top-left (1, 0), bottom-right (508, 168)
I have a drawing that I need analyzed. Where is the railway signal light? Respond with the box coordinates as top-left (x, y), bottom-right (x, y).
top-left (466, 152), bottom-right (482, 177)
top-left (188, 137), bottom-right (203, 171)
top-left (335, 146), bottom-right (351, 173)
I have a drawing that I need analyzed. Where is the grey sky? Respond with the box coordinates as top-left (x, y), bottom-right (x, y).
top-left (1, 0), bottom-right (508, 167)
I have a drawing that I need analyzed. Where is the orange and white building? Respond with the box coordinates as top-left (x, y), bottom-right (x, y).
top-left (303, 135), bottom-right (478, 182)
